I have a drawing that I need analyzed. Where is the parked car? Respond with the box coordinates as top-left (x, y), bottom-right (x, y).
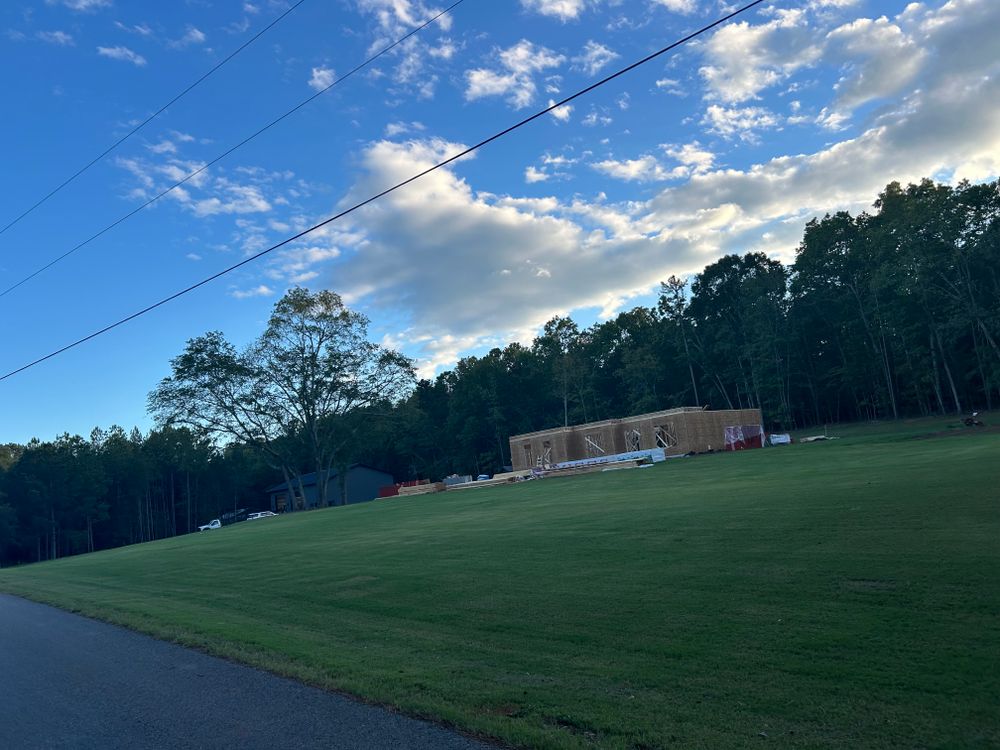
top-left (247, 511), bottom-right (278, 521)
top-left (476, 474), bottom-right (491, 481)
top-left (198, 519), bottom-right (221, 531)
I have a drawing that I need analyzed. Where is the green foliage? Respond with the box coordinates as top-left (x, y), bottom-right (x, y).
top-left (149, 288), bottom-right (414, 508)
top-left (0, 425), bottom-right (275, 566)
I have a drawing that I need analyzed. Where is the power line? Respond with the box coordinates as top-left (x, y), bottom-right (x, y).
top-left (0, 0), bottom-right (309, 239)
top-left (0, 0), bottom-right (765, 384)
top-left (0, 0), bottom-right (468, 301)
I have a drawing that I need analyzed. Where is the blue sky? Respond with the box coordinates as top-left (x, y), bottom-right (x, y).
top-left (1, 0), bottom-right (998, 443)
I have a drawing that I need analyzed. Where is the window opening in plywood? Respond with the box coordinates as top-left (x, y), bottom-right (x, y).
top-left (624, 428), bottom-right (641, 452)
top-left (585, 433), bottom-right (606, 457)
top-left (655, 423), bottom-right (678, 449)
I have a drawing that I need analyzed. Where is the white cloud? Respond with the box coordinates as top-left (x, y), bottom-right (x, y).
top-left (308, 66), bottom-right (335, 92)
top-left (147, 140), bottom-right (177, 155)
top-left (170, 26), bottom-right (206, 48)
top-left (699, 8), bottom-right (821, 103)
top-left (355, 0), bottom-right (453, 98)
top-left (651, 0), bottom-right (696, 13)
top-left (701, 105), bottom-right (781, 141)
top-left (97, 45), bottom-right (146, 66)
top-left (50, 0), bottom-right (110, 11)
top-left (662, 142), bottom-right (715, 175)
top-left (320, 138), bottom-right (683, 373)
top-left (188, 182), bottom-right (272, 217)
top-left (114, 21), bottom-right (153, 36)
top-left (542, 153), bottom-right (577, 167)
top-left (824, 15), bottom-right (925, 116)
top-left (385, 121), bottom-right (425, 137)
top-left (525, 166), bottom-right (549, 183)
top-left (592, 155), bottom-right (681, 182)
top-left (231, 284), bottom-right (275, 299)
top-left (655, 77), bottom-right (686, 96)
top-left (573, 40), bottom-right (618, 76)
top-left (548, 99), bottom-right (573, 122)
top-left (465, 40), bottom-right (565, 108)
top-left (520, 0), bottom-right (587, 21)
top-left (582, 109), bottom-right (612, 127)
top-left (37, 30), bottom-right (74, 45)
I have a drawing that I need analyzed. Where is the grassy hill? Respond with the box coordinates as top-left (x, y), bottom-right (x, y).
top-left (3, 420), bottom-right (999, 749)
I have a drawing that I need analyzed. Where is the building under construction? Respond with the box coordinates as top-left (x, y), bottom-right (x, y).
top-left (509, 407), bottom-right (764, 470)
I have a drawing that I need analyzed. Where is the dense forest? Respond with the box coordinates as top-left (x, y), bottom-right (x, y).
top-left (2, 178), bottom-right (998, 565)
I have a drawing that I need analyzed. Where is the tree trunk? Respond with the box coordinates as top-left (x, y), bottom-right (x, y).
top-left (934, 327), bottom-right (962, 414)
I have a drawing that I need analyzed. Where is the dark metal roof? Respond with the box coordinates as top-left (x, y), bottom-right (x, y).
top-left (265, 464), bottom-right (392, 494)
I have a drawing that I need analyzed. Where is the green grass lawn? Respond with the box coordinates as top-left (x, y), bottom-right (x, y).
top-left (3, 424), bottom-right (999, 749)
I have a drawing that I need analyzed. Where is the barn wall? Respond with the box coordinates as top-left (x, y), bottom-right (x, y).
top-left (509, 407), bottom-right (763, 468)
top-left (677, 409), bottom-right (763, 453)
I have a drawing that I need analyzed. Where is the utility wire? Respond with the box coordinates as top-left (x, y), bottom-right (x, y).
top-left (0, 0), bottom-right (765, 384)
top-left (0, 0), bottom-right (309, 239)
top-left (0, 0), bottom-right (468, 301)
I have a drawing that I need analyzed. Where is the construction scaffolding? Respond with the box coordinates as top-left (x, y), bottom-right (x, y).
top-left (509, 407), bottom-right (763, 470)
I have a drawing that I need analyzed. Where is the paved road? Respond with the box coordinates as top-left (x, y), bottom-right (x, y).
top-left (0, 594), bottom-right (493, 750)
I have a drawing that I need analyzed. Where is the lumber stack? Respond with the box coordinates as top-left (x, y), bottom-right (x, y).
top-left (397, 482), bottom-right (446, 496)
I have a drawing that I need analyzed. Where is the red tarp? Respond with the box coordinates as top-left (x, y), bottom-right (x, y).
top-left (724, 425), bottom-right (764, 451)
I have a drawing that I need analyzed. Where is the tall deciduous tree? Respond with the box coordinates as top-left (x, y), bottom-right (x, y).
top-left (149, 288), bottom-right (414, 508)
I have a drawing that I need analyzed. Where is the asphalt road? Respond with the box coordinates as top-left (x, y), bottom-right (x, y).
top-left (0, 594), bottom-right (493, 750)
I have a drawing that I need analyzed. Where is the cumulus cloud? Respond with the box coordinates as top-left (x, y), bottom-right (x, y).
top-left (651, 0), bottom-right (696, 13)
top-left (97, 45), bottom-right (147, 66)
top-left (465, 40), bottom-right (565, 108)
top-left (548, 100), bottom-right (573, 122)
top-left (312, 138), bottom-right (694, 371)
top-left (231, 284), bottom-right (275, 299)
top-left (187, 182), bottom-right (272, 217)
top-left (169, 26), bottom-right (206, 48)
top-left (662, 142), bottom-right (715, 175)
top-left (308, 66), bottom-right (335, 92)
top-left (699, 8), bottom-right (821, 103)
top-left (385, 121), bottom-right (426, 137)
top-left (820, 15), bottom-right (924, 120)
top-left (520, 0), bottom-right (588, 21)
top-left (573, 40), bottom-right (618, 76)
top-left (655, 77), bottom-right (686, 96)
top-left (701, 104), bottom-right (781, 141)
top-left (592, 155), bottom-right (681, 182)
top-left (355, 0), bottom-right (454, 98)
top-left (525, 166), bottom-right (550, 183)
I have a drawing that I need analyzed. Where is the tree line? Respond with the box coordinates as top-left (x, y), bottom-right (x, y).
top-left (2, 178), bottom-right (997, 565)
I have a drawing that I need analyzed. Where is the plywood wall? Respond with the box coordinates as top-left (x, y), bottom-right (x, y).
top-left (509, 408), bottom-right (763, 469)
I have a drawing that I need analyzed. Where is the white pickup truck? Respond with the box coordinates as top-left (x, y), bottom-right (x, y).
top-left (198, 519), bottom-right (221, 531)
